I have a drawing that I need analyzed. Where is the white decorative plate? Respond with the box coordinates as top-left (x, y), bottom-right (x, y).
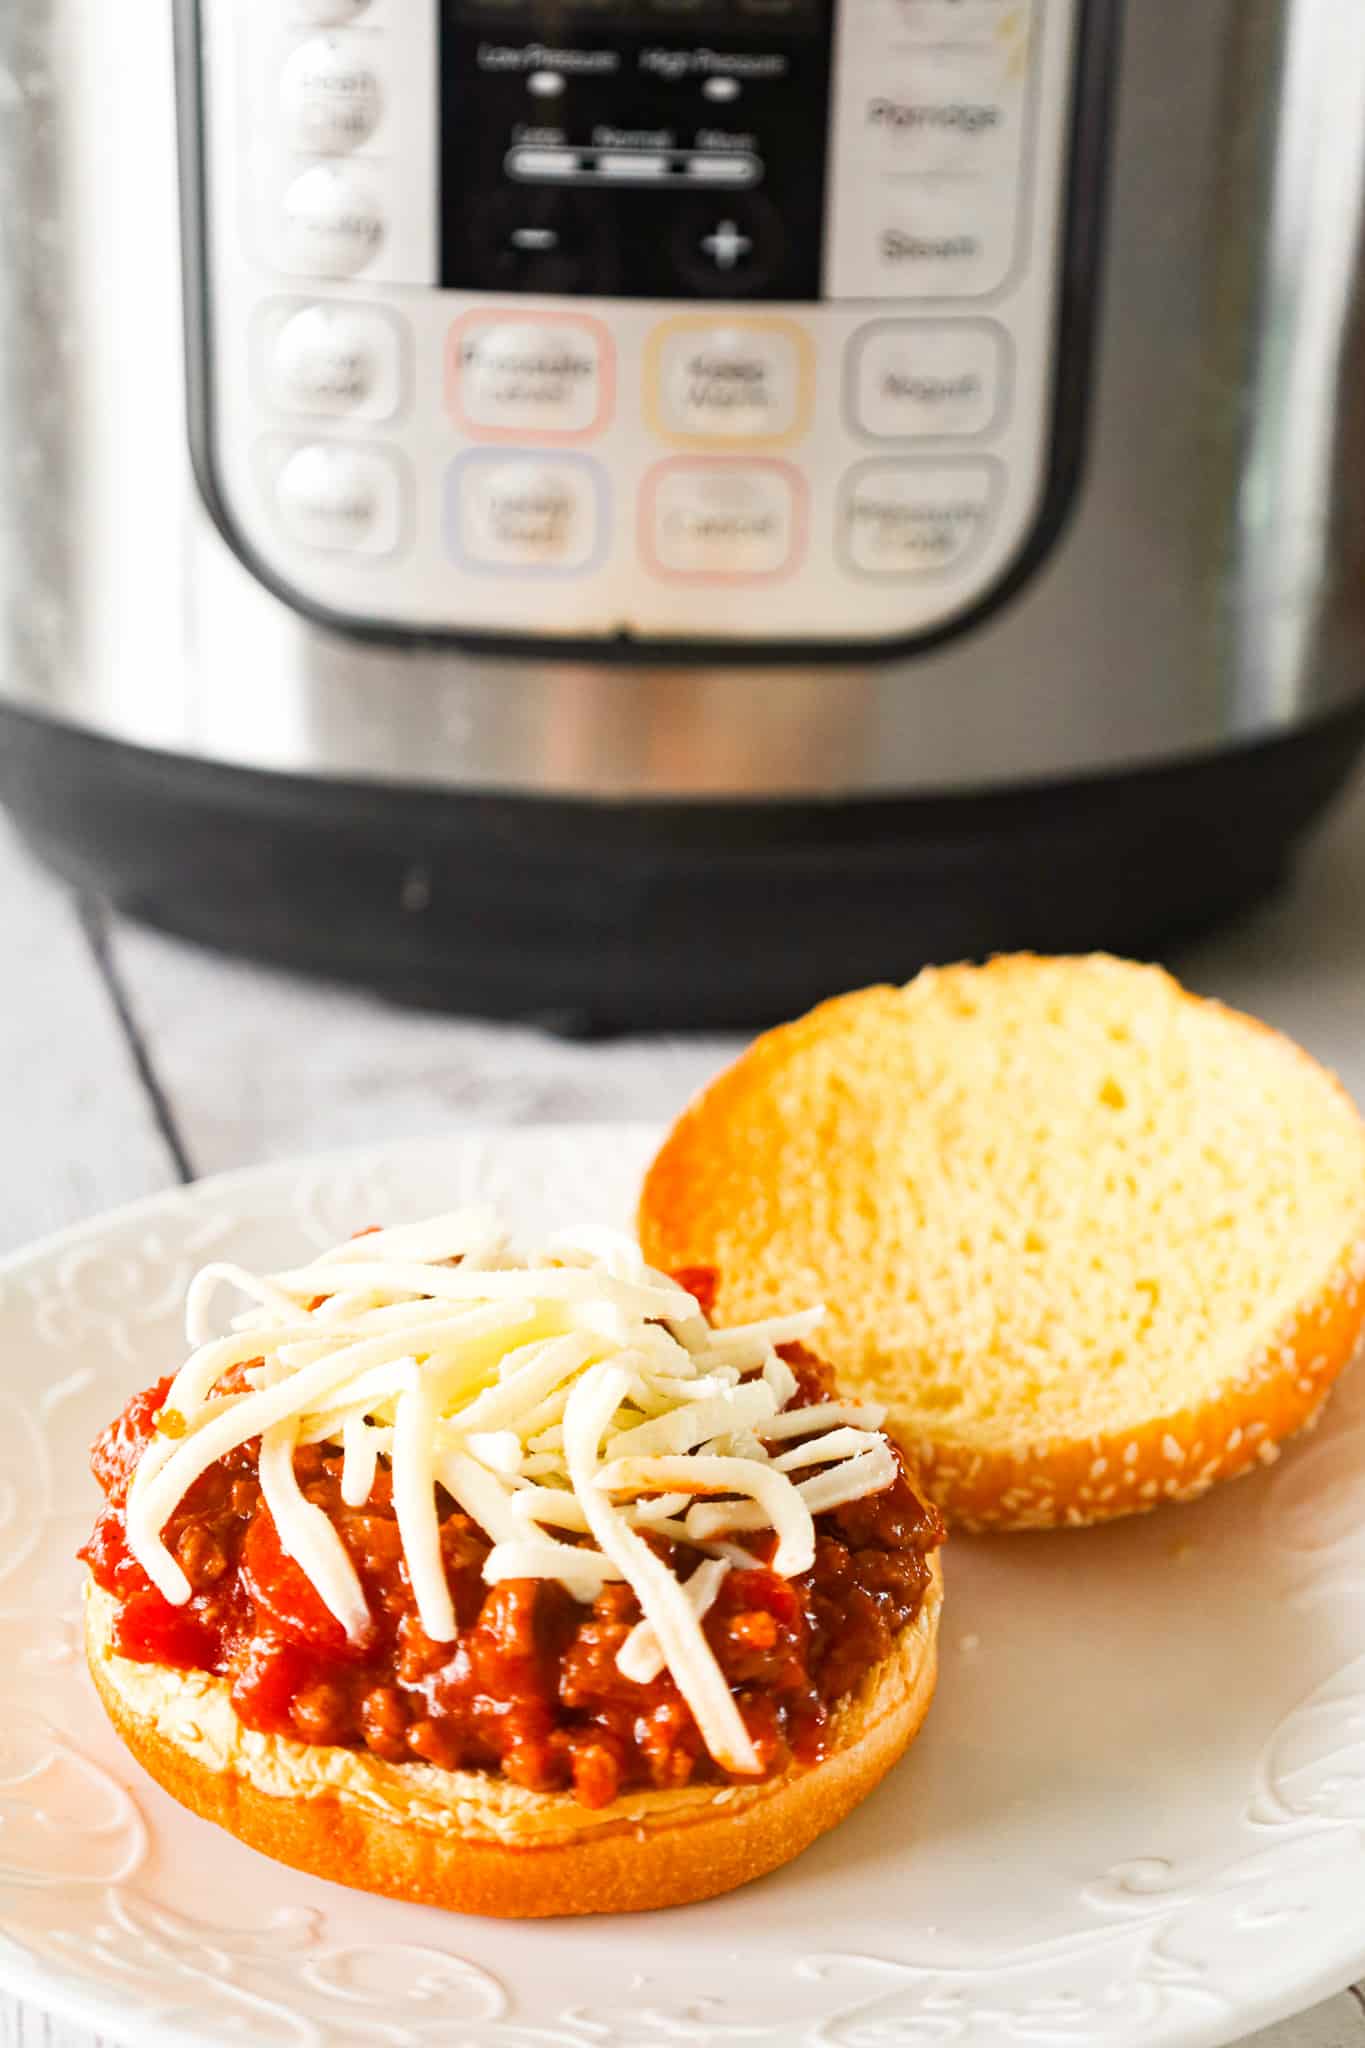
top-left (3, 1124), bottom-right (1365, 2048)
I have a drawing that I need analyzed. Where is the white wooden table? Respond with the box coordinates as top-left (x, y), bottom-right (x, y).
top-left (5, 770), bottom-right (1365, 2048)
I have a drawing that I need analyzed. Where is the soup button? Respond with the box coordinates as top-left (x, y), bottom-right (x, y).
top-left (644, 459), bottom-right (804, 581)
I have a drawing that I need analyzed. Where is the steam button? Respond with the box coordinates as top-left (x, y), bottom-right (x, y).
top-left (281, 165), bottom-right (385, 277)
top-left (274, 442), bottom-right (403, 555)
top-left (281, 37), bottom-right (384, 154)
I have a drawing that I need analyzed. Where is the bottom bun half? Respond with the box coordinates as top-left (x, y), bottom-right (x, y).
top-left (84, 1565), bottom-right (942, 1918)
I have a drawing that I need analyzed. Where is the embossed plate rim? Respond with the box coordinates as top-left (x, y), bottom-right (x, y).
top-left (1, 1124), bottom-right (1364, 2048)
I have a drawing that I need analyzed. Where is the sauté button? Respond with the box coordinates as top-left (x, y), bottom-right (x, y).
top-left (448, 454), bottom-right (605, 573)
top-left (849, 321), bottom-right (1006, 439)
top-left (281, 165), bottom-right (385, 278)
top-left (280, 36), bottom-right (384, 155)
top-left (839, 459), bottom-right (998, 578)
top-left (273, 441), bottom-right (403, 555)
top-left (649, 320), bottom-right (811, 445)
top-left (449, 317), bottom-right (610, 439)
top-left (644, 459), bottom-right (803, 580)
top-left (268, 303), bottom-right (404, 421)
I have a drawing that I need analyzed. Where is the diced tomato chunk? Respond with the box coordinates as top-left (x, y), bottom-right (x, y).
top-left (114, 1588), bottom-right (221, 1672)
top-left (239, 1509), bottom-right (360, 1658)
top-left (89, 1376), bottom-right (175, 1504)
top-left (79, 1504), bottom-right (152, 1598)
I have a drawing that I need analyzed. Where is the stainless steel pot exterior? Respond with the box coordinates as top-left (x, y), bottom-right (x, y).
top-left (2, 0), bottom-right (1364, 801)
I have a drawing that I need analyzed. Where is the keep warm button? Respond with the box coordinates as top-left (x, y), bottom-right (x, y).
top-left (647, 317), bottom-right (813, 447)
top-left (839, 459), bottom-right (1000, 579)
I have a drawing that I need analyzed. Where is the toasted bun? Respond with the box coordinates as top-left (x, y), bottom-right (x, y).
top-left (83, 1566), bottom-right (941, 1917)
top-left (638, 955), bottom-right (1365, 1532)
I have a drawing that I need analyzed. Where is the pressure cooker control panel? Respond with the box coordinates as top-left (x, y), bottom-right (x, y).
top-left (186, 0), bottom-right (1110, 650)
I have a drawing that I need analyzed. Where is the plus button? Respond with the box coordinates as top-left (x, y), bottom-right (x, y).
top-left (700, 218), bottom-right (753, 271)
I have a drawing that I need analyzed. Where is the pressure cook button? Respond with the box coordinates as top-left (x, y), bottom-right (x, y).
top-left (449, 316), bottom-right (611, 438)
top-left (849, 321), bottom-right (1007, 440)
top-left (839, 459), bottom-right (999, 578)
top-left (274, 441), bottom-right (403, 555)
top-left (282, 165), bottom-right (385, 277)
top-left (644, 459), bottom-right (804, 580)
top-left (447, 454), bottom-right (605, 573)
top-left (269, 303), bottom-right (404, 421)
top-left (280, 37), bottom-right (384, 155)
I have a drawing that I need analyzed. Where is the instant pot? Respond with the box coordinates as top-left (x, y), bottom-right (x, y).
top-left (2, 0), bottom-right (1365, 1028)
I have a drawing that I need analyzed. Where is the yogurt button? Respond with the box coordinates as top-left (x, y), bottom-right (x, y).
top-left (281, 37), bottom-right (384, 154)
top-left (274, 441), bottom-right (402, 554)
top-left (281, 165), bottom-right (385, 277)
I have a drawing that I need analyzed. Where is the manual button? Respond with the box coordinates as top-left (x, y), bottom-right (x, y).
top-left (448, 314), bottom-right (612, 440)
top-left (648, 318), bottom-right (812, 446)
top-left (839, 459), bottom-right (999, 578)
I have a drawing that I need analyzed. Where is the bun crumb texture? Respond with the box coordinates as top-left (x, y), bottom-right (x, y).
top-left (639, 955), bottom-right (1365, 1530)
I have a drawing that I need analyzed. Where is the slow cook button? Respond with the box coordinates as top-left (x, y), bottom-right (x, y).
top-left (839, 459), bottom-right (999, 578)
top-left (448, 316), bottom-right (611, 439)
top-left (448, 454), bottom-right (605, 573)
top-left (273, 441), bottom-right (404, 555)
top-left (268, 302), bottom-right (405, 420)
top-left (644, 460), bottom-right (803, 580)
top-left (649, 319), bottom-right (811, 445)
top-left (280, 36), bottom-right (384, 155)
top-left (850, 321), bottom-right (1007, 439)
top-left (281, 165), bottom-right (385, 278)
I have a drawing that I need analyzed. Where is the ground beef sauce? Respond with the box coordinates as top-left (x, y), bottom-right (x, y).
top-left (81, 1280), bottom-right (943, 1811)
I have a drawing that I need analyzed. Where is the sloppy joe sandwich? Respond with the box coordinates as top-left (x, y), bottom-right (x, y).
top-left (81, 1214), bottom-right (944, 1917)
top-left (639, 954), bottom-right (1365, 1532)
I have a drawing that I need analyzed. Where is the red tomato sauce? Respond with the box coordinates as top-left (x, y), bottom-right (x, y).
top-left (81, 1346), bottom-right (943, 1809)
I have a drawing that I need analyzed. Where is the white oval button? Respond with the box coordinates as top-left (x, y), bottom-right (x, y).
top-left (281, 166), bottom-right (385, 277)
top-left (274, 442), bottom-right (402, 554)
top-left (451, 319), bottom-right (608, 438)
top-left (281, 37), bottom-right (384, 154)
top-left (269, 303), bottom-right (404, 420)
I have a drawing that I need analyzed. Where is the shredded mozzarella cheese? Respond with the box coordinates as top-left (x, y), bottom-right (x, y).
top-left (119, 1210), bottom-right (905, 1777)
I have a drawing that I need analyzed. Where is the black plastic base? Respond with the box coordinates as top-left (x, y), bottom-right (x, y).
top-left (4, 698), bottom-right (1365, 1032)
